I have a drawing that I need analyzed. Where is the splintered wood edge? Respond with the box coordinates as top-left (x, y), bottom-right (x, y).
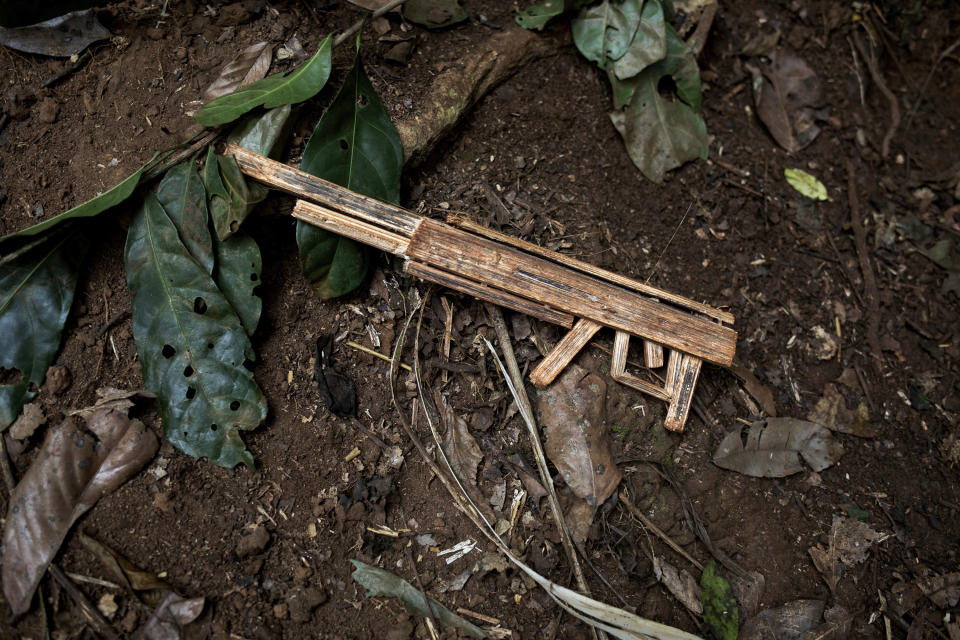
top-left (405, 261), bottom-right (575, 329)
top-left (530, 318), bottom-right (602, 388)
top-left (663, 355), bottom-right (702, 432)
top-left (293, 201), bottom-right (411, 256)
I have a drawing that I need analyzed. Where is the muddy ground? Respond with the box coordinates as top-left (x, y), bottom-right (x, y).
top-left (1, 0), bottom-right (958, 638)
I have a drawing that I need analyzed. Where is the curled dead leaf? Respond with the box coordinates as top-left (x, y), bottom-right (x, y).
top-left (203, 42), bottom-right (273, 101)
top-left (748, 49), bottom-right (825, 152)
top-left (713, 418), bottom-right (844, 478)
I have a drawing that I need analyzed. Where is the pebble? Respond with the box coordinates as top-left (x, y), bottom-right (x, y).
top-left (34, 98), bottom-right (56, 125)
top-left (45, 365), bottom-right (71, 395)
top-left (235, 524), bottom-right (270, 557)
top-left (285, 586), bottom-right (327, 623)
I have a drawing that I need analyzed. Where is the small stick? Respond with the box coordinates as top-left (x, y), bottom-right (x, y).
top-left (852, 31), bottom-right (900, 159)
top-left (440, 297), bottom-right (453, 383)
top-left (0, 434), bottom-right (16, 496)
top-left (41, 50), bottom-right (92, 89)
top-left (65, 572), bottom-right (122, 590)
top-left (346, 339), bottom-right (411, 371)
top-left (687, 1), bottom-right (719, 57)
top-left (456, 607), bottom-right (500, 625)
top-left (333, 0), bottom-right (408, 48)
top-left (406, 541), bottom-right (440, 638)
top-left (619, 493), bottom-right (703, 572)
top-left (846, 159), bottom-right (883, 373)
top-left (48, 565), bottom-right (123, 640)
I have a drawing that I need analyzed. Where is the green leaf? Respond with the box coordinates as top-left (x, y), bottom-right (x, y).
top-left (125, 194), bottom-right (266, 469)
top-left (350, 560), bottom-right (487, 639)
top-left (784, 167), bottom-right (830, 201)
top-left (572, 0), bottom-right (642, 68)
top-left (609, 25), bottom-right (706, 182)
top-left (0, 227), bottom-right (87, 430)
top-left (214, 232), bottom-right (262, 337)
top-left (699, 561), bottom-right (739, 640)
top-left (403, 0), bottom-right (468, 28)
top-left (193, 35), bottom-right (332, 127)
top-left (516, 0), bottom-right (589, 30)
top-left (609, 0), bottom-right (666, 80)
top-left (226, 104), bottom-right (292, 159)
top-left (157, 163), bottom-right (214, 273)
top-left (0, 155), bottom-right (153, 251)
top-left (297, 50), bottom-right (402, 300)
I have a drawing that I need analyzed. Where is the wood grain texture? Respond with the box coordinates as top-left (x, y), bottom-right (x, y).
top-left (663, 354), bottom-right (702, 432)
top-left (447, 213), bottom-right (735, 326)
top-left (611, 331), bottom-right (671, 402)
top-left (643, 340), bottom-right (665, 368)
top-left (293, 200), bottom-right (409, 255)
top-left (408, 219), bottom-right (737, 366)
top-left (530, 318), bottom-right (603, 388)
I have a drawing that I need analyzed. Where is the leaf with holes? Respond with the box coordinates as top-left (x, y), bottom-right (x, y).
top-left (609, 24), bottom-right (706, 182)
top-left (193, 35), bottom-right (331, 127)
top-left (125, 193), bottom-right (266, 468)
top-left (297, 47), bottom-right (402, 299)
top-left (0, 227), bottom-right (87, 431)
top-left (571, 0), bottom-right (642, 68)
top-left (214, 233), bottom-right (262, 337)
top-left (157, 162), bottom-right (214, 273)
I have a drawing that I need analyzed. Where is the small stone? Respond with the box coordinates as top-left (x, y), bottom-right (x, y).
top-left (218, 3), bottom-right (252, 26)
top-left (45, 364), bottom-right (71, 395)
top-left (119, 609), bottom-right (138, 633)
top-left (235, 524), bottom-right (270, 557)
top-left (286, 586), bottom-right (327, 623)
top-left (386, 614), bottom-right (414, 640)
top-left (98, 593), bottom-right (118, 619)
top-left (293, 565), bottom-right (313, 583)
top-left (145, 27), bottom-right (164, 40)
top-left (36, 97), bottom-right (58, 124)
top-left (153, 492), bottom-right (173, 512)
top-left (272, 603), bottom-right (288, 620)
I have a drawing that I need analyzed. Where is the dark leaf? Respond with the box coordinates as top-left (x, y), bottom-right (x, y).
top-left (314, 334), bottom-right (355, 417)
top-left (536, 364), bottom-right (621, 507)
top-left (700, 561), bottom-right (739, 640)
top-left (0, 9), bottom-right (108, 57)
top-left (808, 515), bottom-right (884, 592)
top-left (748, 49), bottom-right (824, 152)
top-left (0, 228), bottom-right (87, 431)
top-left (608, 0), bottom-right (666, 80)
top-left (350, 560), bottom-right (487, 639)
top-left (214, 233), bottom-right (262, 337)
top-left (571, 0), bottom-right (642, 68)
top-left (918, 573), bottom-right (960, 609)
top-left (740, 600), bottom-right (825, 640)
top-left (79, 533), bottom-right (171, 606)
top-left (157, 163), bottom-right (214, 274)
top-left (194, 35), bottom-right (331, 127)
top-left (202, 41), bottom-right (272, 101)
top-left (225, 103), bottom-right (292, 160)
top-left (713, 417), bottom-right (844, 477)
top-left (2, 406), bottom-right (158, 615)
top-left (516, 0), bottom-right (590, 31)
top-left (806, 383), bottom-right (875, 437)
top-left (125, 194), bottom-right (266, 468)
top-left (403, 0), bottom-right (468, 28)
top-left (135, 591), bottom-right (205, 640)
top-left (297, 49), bottom-right (402, 299)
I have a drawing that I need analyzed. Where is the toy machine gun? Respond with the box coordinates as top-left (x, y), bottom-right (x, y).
top-left (228, 145), bottom-right (737, 432)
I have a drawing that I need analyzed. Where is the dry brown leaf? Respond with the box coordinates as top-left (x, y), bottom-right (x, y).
top-left (80, 532), bottom-right (171, 606)
top-left (808, 516), bottom-right (884, 592)
top-left (652, 556), bottom-right (703, 616)
top-left (2, 407), bottom-right (158, 615)
top-left (714, 418), bottom-right (844, 478)
top-left (748, 49), bottom-right (824, 152)
top-left (435, 393), bottom-right (494, 524)
top-left (730, 360), bottom-right (777, 416)
top-left (740, 599), bottom-right (824, 640)
top-left (10, 402), bottom-right (45, 440)
top-left (918, 573), bottom-right (960, 609)
top-left (70, 387), bottom-right (156, 420)
top-left (807, 383), bottom-right (875, 438)
top-left (537, 364), bottom-right (621, 507)
top-left (203, 42), bottom-right (272, 101)
top-left (564, 496), bottom-right (595, 545)
top-left (135, 591), bottom-right (205, 640)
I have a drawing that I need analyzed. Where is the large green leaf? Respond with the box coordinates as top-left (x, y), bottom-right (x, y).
top-left (609, 24), bottom-right (706, 182)
top-left (193, 35), bottom-right (332, 127)
top-left (0, 155), bottom-right (152, 251)
top-left (297, 49), bottom-right (402, 300)
top-left (125, 194), bottom-right (266, 468)
top-left (516, 0), bottom-right (590, 30)
top-left (157, 163), bottom-right (214, 274)
top-left (609, 0), bottom-right (666, 80)
top-left (0, 227), bottom-right (87, 430)
top-left (571, 0), bottom-right (642, 68)
top-left (226, 104), bottom-right (292, 160)
top-left (214, 233), bottom-right (262, 337)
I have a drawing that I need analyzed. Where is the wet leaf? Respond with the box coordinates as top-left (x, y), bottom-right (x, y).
top-left (136, 591), bottom-right (205, 640)
top-left (808, 515), bottom-right (884, 591)
top-left (608, 0), bottom-right (666, 80)
top-left (700, 561), bottom-right (739, 640)
top-left (314, 334), bottom-right (355, 417)
top-left (609, 25), bottom-right (706, 182)
top-left (653, 556), bottom-right (702, 615)
top-left (350, 560), bottom-right (487, 639)
top-left (403, 0), bottom-right (468, 28)
top-left (571, 0), bottom-right (642, 68)
top-left (0, 154), bottom-right (153, 250)
top-left (713, 417), bottom-right (844, 477)
top-left (748, 50), bottom-right (824, 152)
top-left (1, 407), bottom-right (158, 615)
top-left (807, 383), bottom-right (875, 438)
top-left (125, 193), bottom-right (266, 468)
top-left (193, 35), bottom-right (331, 127)
top-left (536, 364), bottom-right (621, 507)
top-left (203, 41), bottom-right (272, 101)
top-left (79, 533), bottom-right (171, 606)
top-left (0, 228), bottom-right (87, 431)
top-left (785, 167), bottom-right (830, 201)
top-left (0, 9), bottom-right (108, 57)
top-left (157, 163), bottom-right (214, 274)
top-left (297, 48), bottom-right (401, 299)
top-left (740, 599), bottom-right (824, 640)
top-left (516, 0), bottom-right (590, 31)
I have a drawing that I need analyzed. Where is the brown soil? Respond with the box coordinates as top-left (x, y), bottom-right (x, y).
top-left (1, 0), bottom-right (959, 638)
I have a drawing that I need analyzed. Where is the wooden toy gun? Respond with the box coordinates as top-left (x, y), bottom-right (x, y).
top-left (228, 145), bottom-right (737, 431)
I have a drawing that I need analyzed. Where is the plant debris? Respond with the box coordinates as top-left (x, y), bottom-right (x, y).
top-left (713, 417), bottom-right (844, 477)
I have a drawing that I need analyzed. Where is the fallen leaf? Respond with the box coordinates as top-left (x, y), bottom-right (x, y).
top-left (730, 571), bottom-right (766, 619)
top-left (536, 364), bottom-right (621, 506)
top-left (438, 393), bottom-right (483, 484)
top-left (136, 591), bottom-right (205, 640)
top-left (403, 0), bottom-right (468, 28)
top-left (203, 42), bottom-right (273, 101)
top-left (9, 402), bottom-right (44, 440)
top-left (740, 599), bottom-right (824, 640)
top-left (69, 387), bottom-right (155, 420)
top-left (2, 407), bottom-right (158, 615)
top-left (653, 556), bottom-right (702, 615)
top-left (80, 533), bottom-right (171, 606)
top-left (748, 49), bottom-right (824, 152)
top-left (918, 573), bottom-right (960, 609)
top-left (714, 418), bottom-right (844, 477)
top-left (314, 334), bottom-right (356, 417)
top-left (507, 454), bottom-right (548, 503)
top-left (350, 560), bottom-right (487, 639)
top-left (807, 383), bottom-right (875, 438)
top-left (808, 515), bottom-right (884, 591)
top-left (730, 360), bottom-right (777, 416)
top-left (0, 9), bottom-right (109, 57)
top-left (785, 168), bottom-right (830, 201)
top-left (564, 495), bottom-right (595, 545)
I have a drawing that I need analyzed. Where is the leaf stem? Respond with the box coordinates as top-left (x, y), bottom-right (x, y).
top-left (333, 0), bottom-right (409, 48)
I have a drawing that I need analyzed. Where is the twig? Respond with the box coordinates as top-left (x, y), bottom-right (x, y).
top-left (619, 492), bottom-right (703, 572)
top-left (333, 0), bottom-right (408, 48)
top-left (65, 572), bottom-right (123, 590)
top-left (41, 51), bottom-right (92, 89)
top-left (48, 565), bottom-right (123, 640)
top-left (853, 31), bottom-right (900, 159)
top-left (456, 607), bottom-right (500, 625)
top-left (846, 159), bottom-right (883, 373)
top-left (687, 1), bottom-right (719, 58)
top-left (405, 545), bottom-right (440, 639)
top-left (143, 127), bottom-right (223, 181)
top-left (0, 434), bottom-right (16, 496)
top-left (346, 339), bottom-right (411, 371)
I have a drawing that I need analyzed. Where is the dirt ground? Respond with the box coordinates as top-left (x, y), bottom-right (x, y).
top-left (1, 0), bottom-right (959, 638)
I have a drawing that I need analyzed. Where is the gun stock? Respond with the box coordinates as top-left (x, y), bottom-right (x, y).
top-left (227, 144), bottom-right (737, 431)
